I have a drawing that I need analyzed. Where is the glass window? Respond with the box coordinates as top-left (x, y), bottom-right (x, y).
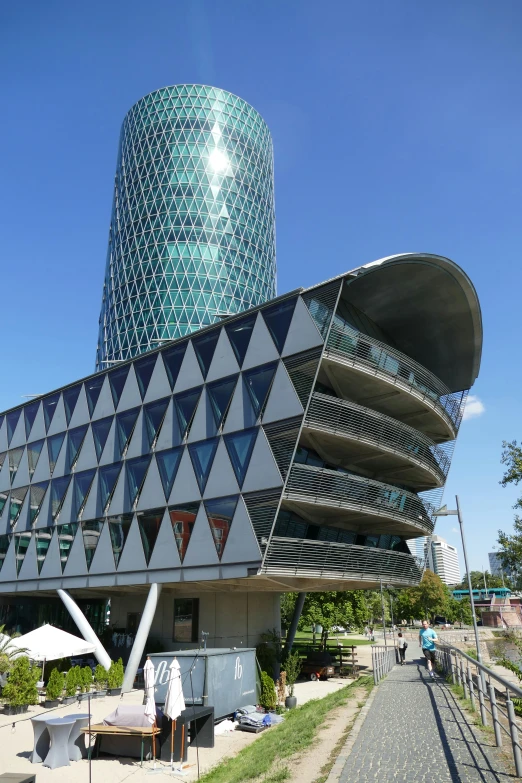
top-left (23, 400), bottom-right (40, 439)
top-left (108, 513), bottom-right (133, 567)
top-left (188, 438), bottom-right (219, 493)
top-left (6, 409), bottom-right (22, 445)
top-left (108, 365), bottom-right (130, 408)
top-left (0, 491), bottom-right (8, 517)
top-left (225, 313), bottom-right (256, 366)
top-left (67, 425), bottom-right (88, 471)
top-left (144, 398), bottom-right (169, 448)
top-left (72, 469), bottom-right (96, 519)
top-left (47, 432), bottom-right (65, 475)
top-left (43, 393), bottom-right (60, 432)
top-left (169, 502), bottom-right (199, 562)
top-left (204, 495), bottom-right (238, 558)
top-left (92, 417), bottom-right (113, 461)
top-left (261, 298), bottom-right (296, 353)
top-left (9, 486), bottom-right (29, 526)
top-left (207, 375), bottom-right (238, 429)
top-left (125, 455), bottom-right (152, 507)
top-left (0, 534), bottom-right (10, 572)
top-left (50, 476), bottom-right (72, 521)
top-left (56, 522), bottom-right (78, 572)
top-left (14, 532), bottom-right (32, 575)
top-left (173, 387), bottom-right (202, 439)
top-left (35, 528), bottom-right (53, 574)
top-left (8, 448), bottom-right (24, 485)
top-left (156, 447), bottom-right (183, 500)
top-left (173, 597), bottom-right (199, 643)
top-left (27, 440), bottom-right (44, 477)
top-left (223, 428), bottom-right (258, 487)
top-left (161, 343), bottom-right (187, 390)
top-left (115, 407), bottom-right (140, 458)
top-left (63, 385), bottom-right (82, 425)
top-left (29, 481), bottom-right (48, 525)
top-left (243, 362), bottom-right (277, 418)
top-left (85, 376), bottom-right (104, 416)
top-left (98, 463), bottom-right (122, 512)
top-left (81, 519), bottom-right (103, 570)
top-left (134, 354), bottom-right (158, 399)
top-left (192, 331), bottom-right (219, 378)
top-left (137, 508), bottom-right (164, 564)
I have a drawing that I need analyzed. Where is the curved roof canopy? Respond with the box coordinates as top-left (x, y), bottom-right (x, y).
top-left (343, 253), bottom-right (482, 392)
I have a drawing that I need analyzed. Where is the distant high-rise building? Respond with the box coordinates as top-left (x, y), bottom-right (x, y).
top-left (427, 536), bottom-right (461, 585)
top-left (489, 552), bottom-right (503, 577)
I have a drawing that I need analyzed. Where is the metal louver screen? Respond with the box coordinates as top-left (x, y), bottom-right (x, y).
top-left (243, 489), bottom-right (282, 548)
top-left (263, 416), bottom-right (303, 481)
top-left (283, 347), bottom-right (322, 409)
top-left (302, 280), bottom-right (342, 339)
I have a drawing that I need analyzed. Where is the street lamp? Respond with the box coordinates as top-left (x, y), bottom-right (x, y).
top-left (386, 584), bottom-right (396, 646)
top-left (379, 578), bottom-right (387, 646)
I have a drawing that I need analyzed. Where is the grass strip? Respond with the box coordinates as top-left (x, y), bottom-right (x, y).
top-left (199, 676), bottom-right (372, 783)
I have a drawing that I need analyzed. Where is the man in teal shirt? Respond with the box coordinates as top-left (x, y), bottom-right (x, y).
top-left (419, 620), bottom-right (438, 678)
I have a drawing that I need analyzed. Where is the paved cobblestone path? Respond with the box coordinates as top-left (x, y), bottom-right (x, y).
top-left (339, 646), bottom-right (516, 782)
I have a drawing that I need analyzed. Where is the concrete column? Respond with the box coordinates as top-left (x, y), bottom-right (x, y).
top-left (122, 583), bottom-right (162, 693)
top-left (57, 589), bottom-right (111, 670)
top-left (285, 592), bottom-right (306, 654)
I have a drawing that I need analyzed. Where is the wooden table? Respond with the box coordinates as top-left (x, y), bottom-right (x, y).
top-left (81, 724), bottom-right (162, 767)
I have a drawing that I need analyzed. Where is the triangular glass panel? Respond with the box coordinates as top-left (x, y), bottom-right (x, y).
top-left (223, 428), bottom-right (258, 488)
top-left (43, 393), bottom-right (60, 432)
top-left (99, 462), bottom-right (122, 512)
top-left (9, 485), bottom-right (29, 526)
top-left (0, 416), bottom-right (4, 435)
top-left (67, 425), bottom-right (88, 471)
top-left (0, 533), bottom-right (11, 572)
top-left (192, 331), bottom-right (219, 378)
top-left (0, 490), bottom-right (8, 518)
top-left (47, 432), bottom-right (65, 474)
top-left (14, 531), bottom-right (32, 575)
top-left (8, 447), bottom-right (25, 485)
top-left (50, 475), bottom-right (72, 520)
top-left (35, 527), bottom-right (53, 573)
top-left (173, 387), bottom-right (202, 439)
top-left (57, 522), bottom-right (78, 572)
top-left (92, 417), bottom-right (113, 461)
top-left (108, 513), bottom-right (133, 567)
top-left (187, 438), bottom-right (219, 493)
top-left (134, 354), bottom-right (157, 399)
top-left (225, 313), bottom-right (257, 366)
top-left (136, 508), bottom-right (164, 565)
top-left (24, 401), bottom-right (40, 439)
top-left (72, 469), bottom-right (96, 519)
top-left (169, 502), bottom-right (199, 563)
top-left (161, 343), bottom-right (187, 390)
top-left (126, 455), bottom-right (152, 507)
top-left (116, 407), bottom-right (140, 459)
top-left (6, 409), bottom-right (22, 445)
top-left (29, 481), bottom-right (49, 525)
top-left (81, 519), bottom-right (103, 570)
top-left (63, 384), bottom-right (82, 425)
top-left (156, 447), bottom-right (183, 500)
top-left (144, 398), bottom-right (169, 448)
top-left (261, 298), bottom-right (297, 353)
top-left (207, 375), bottom-right (238, 429)
top-left (85, 376), bottom-right (104, 416)
top-left (243, 362), bottom-right (278, 418)
top-left (108, 365), bottom-right (130, 408)
top-left (204, 495), bottom-right (238, 559)
top-left (27, 440), bottom-right (44, 478)
top-left (0, 452), bottom-right (6, 471)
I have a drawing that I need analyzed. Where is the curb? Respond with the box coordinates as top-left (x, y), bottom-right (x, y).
top-left (325, 680), bottom-right (379, 783)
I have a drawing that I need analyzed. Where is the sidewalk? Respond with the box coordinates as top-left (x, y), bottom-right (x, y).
top-left (337, 646), bottom-right (516, 783)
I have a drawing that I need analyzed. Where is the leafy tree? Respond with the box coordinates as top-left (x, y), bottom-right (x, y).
top-left (497, 441), bottom-right (522, 589)
top-left (298, 591), bottom-right (368, 647)
top-left (393, 571), bottom-right (450, 623)
top-left (259, 671), bottom-right (277, 710)
top-left (456, 571), bottom-right (505, 590)
top-left (280, 593), bottom-right (298, 633)
top-left (2, 657), bottom-right (39, 707)
top-left (45, 668), bottom-right (65, 701)
top-left (446, 596), bottom-right (474, 627)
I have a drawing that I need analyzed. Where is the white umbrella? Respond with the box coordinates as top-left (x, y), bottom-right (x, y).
top-left (143, 657), bottom-right (158, 772)
top-left (12, 624), bottom-right (96, 680)
top-left (163, 658), bottom-right (186, 772)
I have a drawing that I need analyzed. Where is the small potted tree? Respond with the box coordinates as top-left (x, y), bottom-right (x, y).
top-left (79, 666), bottom-right (93, 701)
top-left (259, 671), bottom-right (277, 713)
top-left (44, 668), bottom-right (65, 708)
top-left (63, 667), bottom-right (79, 705)
top-left (107, 658), bottom-right (124, 696)
top-left (94, 664), bottom-right (108, 698)
top-left (2, 657), bottom-right (39, 715)
top-left (283, 651), bottom-right (301, 709)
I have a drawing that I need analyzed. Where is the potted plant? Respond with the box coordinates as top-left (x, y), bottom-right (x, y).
top-left (259, 671), bottom-right (277, 713)
top-left (44, 668), bottom-right (65, 708)
top-left (107, 658), bottom-right (124, 696)
top-left (283, 651), bottom-right (301, 709)
top-left (94, 664), bottom-right (109, 697)
top-left (2, 657), bottom-right (39, 715)
top-left (79, 665), bottom-right (93, 701)
top-left (63, 667), bottom-right (79, 705)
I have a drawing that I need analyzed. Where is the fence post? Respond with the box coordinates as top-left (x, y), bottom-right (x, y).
top-left (450, 651), bottom-right (456, 685)
top-left (372, 647), bottom-right (377, 685)
top-left (467, 662), bottom-right (476, 711)
top-left (461, 659), bottom-right (469, 700)
top-left (488, 682), bottom-right (502, 748)
top-left (456, 654), bottom-right (461, 687)
top-left (476, 666), bottom-right (488, 726)
top-left (506, 697), bottom-right (522, 777)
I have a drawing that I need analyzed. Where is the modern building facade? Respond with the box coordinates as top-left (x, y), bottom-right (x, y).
top-left (0, 253), bottom-right (482, 680)
top-left (96, 85), bottom-right (276, 371)
top-left (489, 552), bottom-right (503, 578)
top-left (426, 535), bottom-right (461, 585)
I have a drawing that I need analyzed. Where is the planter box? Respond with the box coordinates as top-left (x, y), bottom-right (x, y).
top-left (4, 705), bottom-right (29, 715)
top-left (95, 690), bottom-right (107, 698)
top-left (107, 688), bottom-right (122, 696)
top-left (78, 692), bottom-right (91, 702)
top-left (44, 699), bottom-right (60, 708)
top-left (63, 696), bottom-right (76, 705)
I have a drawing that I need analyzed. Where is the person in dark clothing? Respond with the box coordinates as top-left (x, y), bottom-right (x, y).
top-left (397, 632), bottom-right (407, 664)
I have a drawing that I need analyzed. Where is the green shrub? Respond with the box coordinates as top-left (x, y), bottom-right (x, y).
top-left (260, 671), bottom-right (277, 711)
top-left (282, 651), bottom-right (302, 697)
top-left (65, 668), bottom-right (78, 697)
top-left (94, 664), bottom-right (109, 690)
top-left (46, 668), bottom-right (65, 701)
top-left (107, 658), bottom-right (124, 689)
top-left (2, 657), bottom-right (39, 707)
top-left (81, 666), bottom-right (92, 693)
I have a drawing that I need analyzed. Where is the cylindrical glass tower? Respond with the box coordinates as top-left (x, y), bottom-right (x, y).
top-left (96, 85), bottom-right (276, 371)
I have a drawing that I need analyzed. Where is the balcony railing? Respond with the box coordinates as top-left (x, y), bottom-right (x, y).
top-left (305, 392), bottom-right (450, 486)
top-left (285, 463), bottom-right (435, 535)
top-left (326, 322), bottom-right (464, 431)
top-left (262, 535), bottom-right (422, 584)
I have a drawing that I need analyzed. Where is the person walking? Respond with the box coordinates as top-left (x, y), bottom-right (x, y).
top-left (397, 632), bottom-right (407, 664)
top-left (419, 619), bottom-right (438, 678)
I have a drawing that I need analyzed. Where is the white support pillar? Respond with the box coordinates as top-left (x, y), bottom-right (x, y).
top-left (57, 589), bottom-right (111, 670)
top-left (122, 583), bottom-right (162, 693)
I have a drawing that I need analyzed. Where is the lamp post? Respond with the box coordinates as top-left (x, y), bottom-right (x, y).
top-left (386, 585), bottom-right (396, 647)
top-left (379, 578), bottom-right (387, 646)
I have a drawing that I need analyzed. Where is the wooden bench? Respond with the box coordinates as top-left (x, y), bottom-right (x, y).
top-left (81, 724), bottom-right (162, 766)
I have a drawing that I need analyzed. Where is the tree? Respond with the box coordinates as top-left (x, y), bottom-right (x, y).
top-left (298, 591), bottom-right (368, 648)
top-left (497, 441), bottom-right (522, 589)
top-left (456, 571), bottom-right (505, 590)
top-left (280, 593), bottom-right (298, 633)
top-left (446, 596), bottom-right (474, 627)
top-left (416, 569), bottom-right (450, 621)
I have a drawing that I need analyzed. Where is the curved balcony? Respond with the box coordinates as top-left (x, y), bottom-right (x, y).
top-left (302, 392), bottom-right (450, 492)
top-left (262, 536), bottom-right (422, 587)
top-left (283, 463), bottom-right (434, 537)
top-left (322, 323), bottom-right (464, 441)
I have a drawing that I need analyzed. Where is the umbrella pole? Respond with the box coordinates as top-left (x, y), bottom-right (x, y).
top-left (171, 719), bottom-right (175, 771)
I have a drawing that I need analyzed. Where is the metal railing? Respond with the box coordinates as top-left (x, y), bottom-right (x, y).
top-left (285, 463), bottom-right (435, 535)
top-left (372, 645), bottom-right (397, 684)
top-left (326, 322), bottom-right (464, 431)
top-left (435, 641), bottom-right (522, 776)
top-left (305, 392), bottom-right (451, 486)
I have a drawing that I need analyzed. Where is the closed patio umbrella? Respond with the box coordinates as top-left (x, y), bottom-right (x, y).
top-left (143, 657), bottom-right (159, 772)
top-left (163, 658), bottom-right (185, 772)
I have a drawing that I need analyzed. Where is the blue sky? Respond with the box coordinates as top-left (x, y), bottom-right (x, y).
top-left (1, 0), bottom-right (521, 572)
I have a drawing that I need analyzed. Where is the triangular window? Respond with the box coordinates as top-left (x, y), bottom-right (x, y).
top-left (80, 520), bottom-right (103, 570)
top-left (115, 407), bottom-right (140, 459)
top-left (67, 425), bottom-right (88, 471)
top-left (50, 475), bottom-right (72, 520)
top-left (8, 447), bottom-right (24, 485)
top-left (224, 428), bottom-right (258, 488)
top-left (169, 502), bottom-right (199, 563)
top-left (43, 393), bottom-right (60, 432)
top-left (161, 343), bottom-right (187, 390)
top-left (29, 481), bottom-right (48, 525)
top-left (98, 462), bottom-right (122, 512)
top-left (6, 409), bottom-right (22, 445)
top-left (27, 440), bottom-right (44, 478)
top-left (85, 376), bottom-right (104, 416)
top-left (108, 513), bottom-right (133, 567)
top-left (0, 533), bottom-right (11, 572)
top-left (134, 354), bottom-right (157, 400)
top-left (192, 330), bottom-right (219, 378)
top-left (188, 438), bottom-right (219, 493)
top-left (126, 455), bottom-right (152, 507)
top-left (144, 398), bottom-right (169, 448)
top-left (14, 531), bottom-right (32, 574)
top-left (9, 486), bottom-right (29, 526)
top-left (204, 495), bottom-right (238, 559)
top-left (173, 387), bottom-right (202, 439)
top-left (24, 401), bottom-right (40, 439)
top-left (156, 447), bottom-right (183, 500)
top-left (108, 365), bottom-right (130, 408)
top-left (63, 384), bottom-right (82, 425)
top-left (243, 362), bottom-right (277, 418)
top-left (0, 490), bottom-right (8, 517)
top-left (207, 375), bottom-right (238, 429)
top-left (0, 452), bottom-right (6, 471)
top-left (225, 313), bottom-right (257, 366)
top-left (261, 298), bottom-right (297, 353)
top-left (72, 469), bottom-right (96, 519)
top-left (47, 432), bottom-right (65, 474)
top-left (35, 527), bottom-right (53, 573)
top-left (57, 522), bottom-right (79, 572)
top-left (136, 508), bottom-right (164, 564)
top-left (92, 417), bottom-right (113, 461)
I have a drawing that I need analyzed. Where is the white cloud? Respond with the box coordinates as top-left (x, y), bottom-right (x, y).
top-left (462, 394), bottom-right (485, 421)
top-left (451, 527), bottom-right (458, 534)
